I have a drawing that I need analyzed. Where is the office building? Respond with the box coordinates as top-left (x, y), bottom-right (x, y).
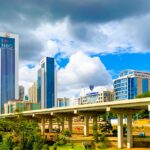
top-left (0, 32), bottom-right (19, 113)
top-left (28, 82), bottom-right (37, 103)
top-left (4, 100), bottom-right (40, 114)
top-left (114, 70), bottom-right (150, 100)
top-left (19, 85), bottom-right (24, 100)
top-left (37, 57), bottom-right (56, 109)
top-left (57, 98), bottom-right (70, 107)
top-left (80, 86), bottom-right (114, 104)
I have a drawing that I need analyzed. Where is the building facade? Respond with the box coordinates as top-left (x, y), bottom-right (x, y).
top-left (4, 100), bottom-right (40, 114)
top-left (57, 98), bottom-right (70, 107)
top-left (19, 85), bottom-right (24, 100)
top-left (37, 57), bottom-right (56, 109)
top-left (80, 87), bottom-right (114, 104)
top-left (28, 82), bottom-right (37, 103)
top-left (114, 70), bottom-right (150, 100)
top-left (0, 33), bottom-right (19, 113)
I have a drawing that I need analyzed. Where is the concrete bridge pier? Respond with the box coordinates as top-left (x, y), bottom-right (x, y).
top-left (127, 114), bottom-right (133, 148)
top-left (68, 116), bottom-right (72, 133)
top-left (48, 118), bottom-right (53, 132)
top-left (117, 113), bottom-right (123, 149)
top-left (93, 115), bottom-right (97, 133)
top-left (41, 117), bottom-right (45, 135)
top-left (84, 115), bottom-right (89, 136)
top-left (61, 117), bottom-right (64, 132)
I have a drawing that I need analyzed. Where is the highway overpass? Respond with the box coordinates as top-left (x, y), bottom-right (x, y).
top-left (0, 97), bottom-right (150, 149)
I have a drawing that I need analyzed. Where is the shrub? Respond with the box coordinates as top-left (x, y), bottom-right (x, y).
top-left (42, 144), bottom-right (49, 150)
top-left (100, 133), bottom-right (105, 142)
top-left (63, 130), bottom-right (72, 137)
top-left (112, 129), bottom-right (117, 137)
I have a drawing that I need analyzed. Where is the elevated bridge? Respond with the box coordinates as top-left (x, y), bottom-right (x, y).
top-left (1, 98), bottom-right (150, 149)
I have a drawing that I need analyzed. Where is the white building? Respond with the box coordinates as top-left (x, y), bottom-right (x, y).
top-left (80, 86), bottom-right (114, 104)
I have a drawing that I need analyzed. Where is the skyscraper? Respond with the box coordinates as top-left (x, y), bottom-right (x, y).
top-left (19, 85), bottom-right (24, 100)
top-left (28, 82), bottom-right (37, 103)
top-left (0, 32), bottom-right (19, 113)
top-left (114, 70), bottom-right (150, 100)
top-left (37, 57), bottom-right (56, 109)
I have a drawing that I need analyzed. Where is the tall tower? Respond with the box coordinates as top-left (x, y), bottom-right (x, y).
top-left (37, 57), bottom-right (56, 109)
top-left (0, 32), bottom-right (19, 113)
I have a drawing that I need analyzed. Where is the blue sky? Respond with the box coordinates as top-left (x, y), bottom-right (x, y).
top-left (56, 52), bottom-right (150, 80)
top-left (1, 0), bottom-right (150, 97)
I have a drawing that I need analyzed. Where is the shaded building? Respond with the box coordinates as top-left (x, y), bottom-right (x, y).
top-left (57, 97), bottom-right (70, 107)
top-left (37, 57), bottom-right (56, 109)
top-left (0, 32), bottom-right (19, 113)
top-left (19, 85), bottom-right (24, 100)
top-left (114, 70), bottom-right (150, 100)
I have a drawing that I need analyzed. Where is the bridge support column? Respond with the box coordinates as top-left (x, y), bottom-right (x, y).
top-left (127, 114), bottom-right (133, 148)
top-left (48, 118), bottom-right (53, 132)
top-left (93, 116), bottom-right (97, 133)
top-left (68, 116), bottom-right (72, 133)
top-left (118, 114), bottom-right (123, 149)
top-left (61, 117), bottom-right (64, 132)
top-left (84, 115), bottom-right (89, 136)
top-left (41, 118), bottom-right (45, 135)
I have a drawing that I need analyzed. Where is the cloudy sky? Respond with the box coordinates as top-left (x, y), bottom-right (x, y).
top-left (1, 0), bottom-right (150, 97)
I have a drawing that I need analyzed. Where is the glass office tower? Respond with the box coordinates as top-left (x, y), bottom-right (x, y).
top-left (114, 70), bottom-right (150, 100)
top-left (0, 33), bottom-right (19, 113)
top-left (37, 57), bottom-right (56, 108)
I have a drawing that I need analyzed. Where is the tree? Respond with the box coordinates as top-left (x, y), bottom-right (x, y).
top-left (136, 91), bottom-right (150, 98)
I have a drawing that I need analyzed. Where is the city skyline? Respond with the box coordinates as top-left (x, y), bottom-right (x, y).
top-left (0, 0), bottom-right (150, 98)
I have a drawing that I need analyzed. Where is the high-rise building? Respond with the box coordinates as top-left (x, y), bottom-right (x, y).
top-left (19, 85), bottom-right (24, 100)
top-left (28, 82), bottom-right (37, 103)
top-left (37, 57), bottom-right (56, 109)
top-left (0, 32), bottom-right (19, 113)
top-left (114, 70), bottom-right (150, 100)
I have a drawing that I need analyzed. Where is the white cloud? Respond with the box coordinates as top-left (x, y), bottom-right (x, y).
top-left (57, 51), bottom-right (112, 97)
top-left (19, 64), bottom-right (39, 94)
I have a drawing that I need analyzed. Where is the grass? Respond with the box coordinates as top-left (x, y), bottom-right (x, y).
top-left (50, 143), bottom-right (85, 150)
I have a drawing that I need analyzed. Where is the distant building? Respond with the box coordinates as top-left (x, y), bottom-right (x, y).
top-left (80, 86), bottom-right (114, 104)
top-left (4, 100), bottom-right (40, 114)
top-left (57, 98), bottom-right (70, 107)
top-left (114, 70), bottom-right (150, 100)
top-left (19, 85), bottom-right (24, 100)
top-left (37, 57), bottom-right (56, 109)
top-left (28, 82), bottom-right (37, 103)
top-left (0, 32), bottom-right (19, 113)
top-left (24, 95), bottom-right (29, 101)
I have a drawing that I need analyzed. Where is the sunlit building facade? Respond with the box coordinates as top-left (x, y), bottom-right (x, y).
top-left (0, 33), bottom-right (19, 113)
top-left (80, 87), bottom-right (114, 104)
top-left (28, 82), bottom-right (37, 103)
top-left (114, 70), bottom-right (150, 100)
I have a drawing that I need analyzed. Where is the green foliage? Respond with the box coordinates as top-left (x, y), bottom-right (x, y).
top-left (56, 135), bottom-right (67, 146)
top-left (136, 91), bottom-right (150, 98)
top-left (63, 129), bottom-right (72, 137)
top-left (3, 134), bottom-right (14, 150)
top-left (53, 143), bottom-right (57, 150)
top-left (100, 133), bottom-right (106, 142)
top-left (0, 115), bottom-right (47, 150)
top-left (33, 134), bottom-right (44, 150)
top-left (42, 144), bottom-right (49, 150)
top-left (93, 123), bottom-right (98, 143)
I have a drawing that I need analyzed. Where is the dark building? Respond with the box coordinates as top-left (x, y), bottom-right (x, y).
top-left (37, 57), bottom-right (56, 108)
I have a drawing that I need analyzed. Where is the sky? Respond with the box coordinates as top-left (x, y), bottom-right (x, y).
top-left (1, 0), bottom-right (150, 97)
